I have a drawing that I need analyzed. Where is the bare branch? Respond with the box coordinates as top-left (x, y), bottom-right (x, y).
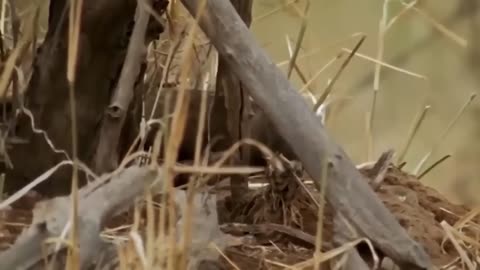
top-left (93, 0), bottom-right (154, 173)
top-left (0, 166), bottom-right (159, 269)
top-left (179, 0), bottom-right (432, 268)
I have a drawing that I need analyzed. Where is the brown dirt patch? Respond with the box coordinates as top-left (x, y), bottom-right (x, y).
top-left (0, 165), bottom-right (477, 269)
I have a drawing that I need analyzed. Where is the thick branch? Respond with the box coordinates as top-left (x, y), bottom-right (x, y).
top-left (0, 166), bottom-right (159, 269)
top-left (179, 0), bottom-right (432, 268)
top-left (93, 0), bottom-right (152, 173)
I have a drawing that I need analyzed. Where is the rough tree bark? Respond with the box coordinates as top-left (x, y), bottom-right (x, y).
top-left (3, 0), bottom-right (138, 195)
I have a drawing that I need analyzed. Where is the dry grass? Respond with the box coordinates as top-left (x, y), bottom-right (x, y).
top-left (0, 0), bottom-right (479, 270)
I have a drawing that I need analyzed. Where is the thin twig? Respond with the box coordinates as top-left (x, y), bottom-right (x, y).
top-left (371, 149), bottom-right (395, 190)
top-left (182, 25), bottom-right (212, 270)
top-left (253, 0), bottom-right (298, 23)
top-left (161, 2), bottom-right (208, 270)
top-left (7, 0), bottom-right (19, 47)
top-left (299, 53), bottom-right (343, 94)
top-left (417, 154), bottom-right (451, 180)
top-left (369, 0), bottom-right (389, 161)
top-left (366, 92), bottom-right (377, 160)
top-left (407, 2), bottom-right (467, 48)
top-left (286, 0), bottom-right (310, 79)
top-left (66, 0), bottom-right (84, 266)
top-left (340, 48), bottom-right (426, 80)
top-left (414, 93), bottom-right (476, 174)
top-left (148, 30), bottom-right (184, 121)
top-left (396, 105), bottom-right (430, 165)
top-left (386, 0), bottom-right (417, 30)
top-left (313, 35), bottom-right (366, 111)
top-left (285, 35), bottom-right (312, 91)
top-left (313, 153), bottom-right (329, 270)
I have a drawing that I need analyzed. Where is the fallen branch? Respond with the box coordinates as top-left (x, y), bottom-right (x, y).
top-left (0, 165), bottom-right (239, 269)
top-left (332, 213), bottom-right (373, 270)
top-left (0, 166), bottom-right (159, 269)
top-left (179, 0), bottom-right (432, 268)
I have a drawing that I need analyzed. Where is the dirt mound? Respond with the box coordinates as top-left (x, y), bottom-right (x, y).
top-left (216, 165), bottom-right (476, 269)
top-left (361, 165), bottom-right (471, 267)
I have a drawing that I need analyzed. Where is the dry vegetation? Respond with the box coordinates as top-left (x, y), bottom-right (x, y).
top-left (0, 0), bottom-right (480, 269)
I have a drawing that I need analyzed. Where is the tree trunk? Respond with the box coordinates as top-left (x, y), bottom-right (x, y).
top-left (4, 0), bottom-right (138, 195)
top-left (211, 0), bottom-right (253, 203)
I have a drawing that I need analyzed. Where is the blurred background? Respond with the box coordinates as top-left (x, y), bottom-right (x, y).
top-left (14, 0), bottom-right (480, 204)
top-left (251, 0), bottom-right (480, 205)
